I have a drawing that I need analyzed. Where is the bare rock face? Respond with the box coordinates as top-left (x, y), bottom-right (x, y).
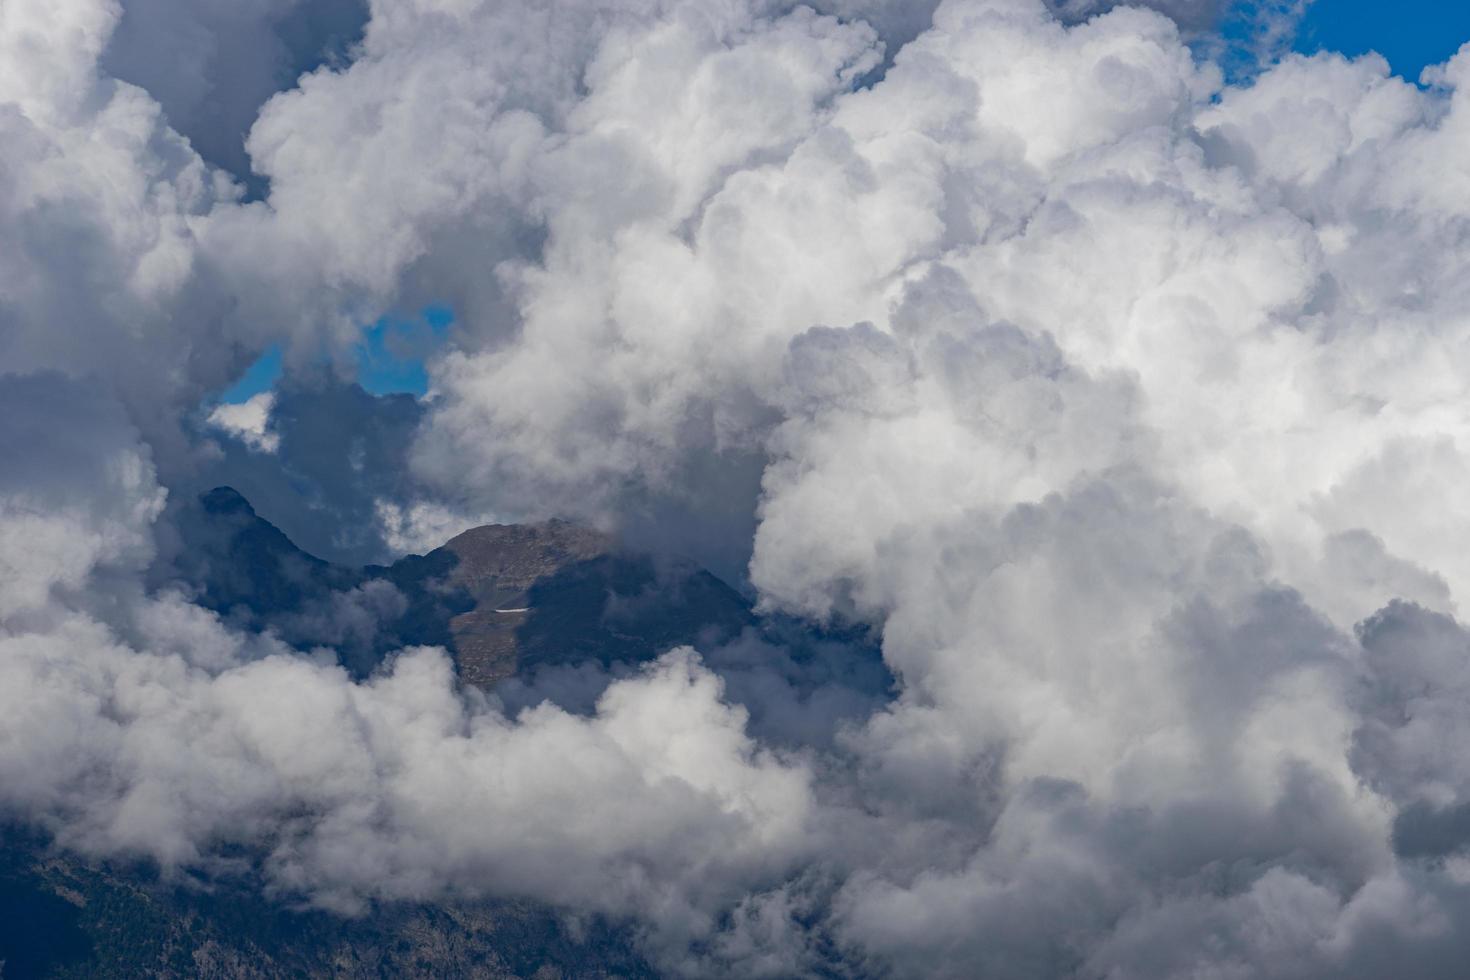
top-left (437, 521), bottom-right (616, 687)
top-left (432, 519), bottom-right (755, 687)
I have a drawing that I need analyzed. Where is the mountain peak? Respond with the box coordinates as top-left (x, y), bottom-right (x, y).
top-left (199, 485), bottom-right (255, 516)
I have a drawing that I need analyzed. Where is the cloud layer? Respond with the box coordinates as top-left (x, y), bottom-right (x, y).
top-left (9, 0), bottom-right (1470, 976)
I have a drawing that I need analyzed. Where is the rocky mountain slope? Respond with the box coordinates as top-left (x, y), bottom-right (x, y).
top-left (171, 486), bottom-right (755, 686)
top-left (0, 826), bottom-right (653, 979)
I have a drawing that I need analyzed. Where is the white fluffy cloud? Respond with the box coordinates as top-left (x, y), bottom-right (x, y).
top-left (0, 628), bottom-right (813, 934)
top-left (207, 391), bottom-right (281, 452)
top-left (11, 0), bottom-right (1470, 976)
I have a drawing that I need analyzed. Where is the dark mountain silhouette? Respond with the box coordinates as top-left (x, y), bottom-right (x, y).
top-left (173, 486), bottom-right (755, 685)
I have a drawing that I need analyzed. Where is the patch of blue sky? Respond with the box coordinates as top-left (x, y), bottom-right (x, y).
top-left (1293, 0), bottom-right (1470, 83)
top-left (354, 305), bottom-right (454, 397)
top-left (216, 344), bottom-right (283, 404)
top-left (1202, 1), bottom-right (1470, 87)
top-left (214, 306), bottom-right (454, 404)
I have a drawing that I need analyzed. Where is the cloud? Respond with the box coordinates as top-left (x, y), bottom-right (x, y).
top-left (10, 0), bottom-right (1470, 976)
top-left (207, 391), bottom-right (281, 453)
top-left (0, 618), bottom-right (816, 944)
top-left (1049, 0), bottom-right (1225, 31)
top-left (0, 372), bottom-right (165, 618)
top-left (100, 0), bottom-right (368, 189)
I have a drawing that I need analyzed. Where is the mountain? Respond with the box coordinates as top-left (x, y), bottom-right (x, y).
top-left (172, 486), bottom-right (755, 686)
top-left (0, 826), bottom-right (653, 979)
top-left (0, 489), bottom-right (883, 978)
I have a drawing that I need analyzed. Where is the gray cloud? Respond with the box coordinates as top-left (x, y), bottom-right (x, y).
top-left (102, 0), bottom-right (368, 191)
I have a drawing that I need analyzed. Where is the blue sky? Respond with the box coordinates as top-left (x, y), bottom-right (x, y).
top-left (353, 304), bottom-right (454, 397)
top-left (1294, 0), bottom-right (1470, 82)
top-left (217, 306), bottom-right (453, 403)
top-left (217, 344), bottom-right (284, 403)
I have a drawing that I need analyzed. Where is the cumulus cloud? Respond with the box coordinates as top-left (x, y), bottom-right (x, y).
top-left (207, 391), bottom-right (281, 453)
top-left (100, 0), bottom-right (367, 187)
top-left (0, 621), bottom-right (816, 949)
top-left (0, 373), bottom-right (164, 619)
top-left (11, 0), bottom-right (1470, 976)
top-left (375, 496), bottom-right (494, 555)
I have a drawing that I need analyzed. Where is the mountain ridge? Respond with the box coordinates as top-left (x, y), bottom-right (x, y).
top-left (177, 486), bottom-right (756, 686)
